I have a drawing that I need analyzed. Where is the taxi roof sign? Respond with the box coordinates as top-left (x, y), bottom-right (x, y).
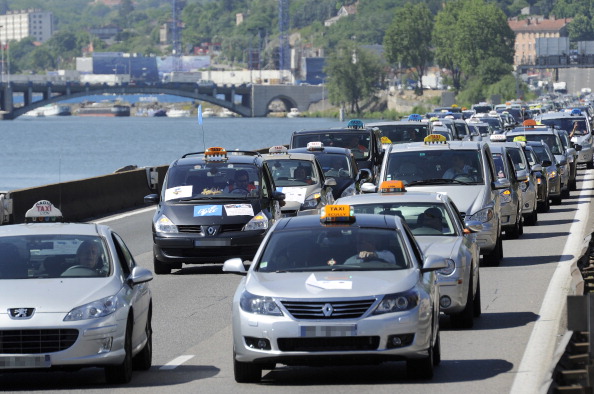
top-left (379, 180), bottom-right (406, 193)
top-left (381, 136), bottom-right (392, 144)
top-left (306, 141), bottom-right (324, 151)
top-left (347, 119), bottom-right (365, 129)
top-left (424, 134), bottom-right (447, 144)
top-left (408, 114), bottom-right (423, 122)
top-left (523, 119), bottom-right (537, 127)
top-left (25, 200), bottom-right (63, 223)
top-left (204, 147), bottom-right (228, 161)
top-left (269, 145), bottom-right (288, 154)
top-left (513, 135), bottom-right (527, 142)
top-left (320, 204), bottom-right (355, 223)
top-left (571, 108), bottom-right (582, 116)
top-left (489, 134), bottom-right (507, 142)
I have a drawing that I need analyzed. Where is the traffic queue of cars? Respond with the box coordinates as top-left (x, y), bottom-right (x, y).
top-left (1, 104), bottom-right (590, 385)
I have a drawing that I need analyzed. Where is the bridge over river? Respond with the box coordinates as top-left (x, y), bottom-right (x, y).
top-left (0, 81), bottom-right (324, 119)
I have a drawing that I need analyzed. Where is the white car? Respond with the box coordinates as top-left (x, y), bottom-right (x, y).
top-left (224, 204), bottom-right (447, 382)
top-left (0, 201), bottom-right (153, 384)
top-left (337, 181), bottom-right (482, 328)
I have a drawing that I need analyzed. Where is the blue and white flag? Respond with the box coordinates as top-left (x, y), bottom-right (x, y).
top-left (197, 104), bottom-right (203, 125)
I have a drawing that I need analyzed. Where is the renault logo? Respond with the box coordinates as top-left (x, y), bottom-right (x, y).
top-left (207, 226), bottom-right (217, 235)
top-left (9, 308), bottom-right (35, 319)
top-left (322, 303), bottom-right (334, 317)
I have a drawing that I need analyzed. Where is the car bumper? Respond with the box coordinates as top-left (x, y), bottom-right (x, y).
top-left (474, 220), bottom-right (497, 254)
top-left (153, 230), bottom-right (266, 264)
top-left (232, 305), bottom-right (433, 364)
top-left (521, 189), bottom-right (537, 214)
top-left (0, 311), bottom-right (128, 370)
top-left (500, 202), bottom-right (519, 229)
top-left (438, 276), bottom-right (467, 314)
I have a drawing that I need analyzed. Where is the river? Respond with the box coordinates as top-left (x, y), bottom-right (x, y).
top-left (1, 115), bottom-right (344, 191)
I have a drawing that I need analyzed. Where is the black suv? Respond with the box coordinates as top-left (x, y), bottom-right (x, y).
top-left (144, 147), bottom-right (285, 274)
top-left (288, 119), bottom-right (384, 182)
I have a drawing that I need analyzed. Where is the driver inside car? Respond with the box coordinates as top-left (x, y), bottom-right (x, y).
top-left (442, 154), bottom-right (475, 179)
top-left (344, 233), bottom-right (396, 265)
top-left (224, 170), bottom-right (257, 193)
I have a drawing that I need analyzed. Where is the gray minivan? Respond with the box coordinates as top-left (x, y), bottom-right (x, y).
top-left (363, 139), bottom-right (509, 266)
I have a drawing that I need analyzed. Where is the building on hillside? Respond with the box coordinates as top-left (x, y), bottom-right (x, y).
top-left (508, 16), bottom-right (572, 66)
top-left (0, 9), bottom-right (53, 43)
top-left (324, 3), bottom-right (358, 27)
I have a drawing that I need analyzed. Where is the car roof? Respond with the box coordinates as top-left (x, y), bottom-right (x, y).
top-left (337, 190), bottom-right (450, 205)
top-left (173, 151), bottom-right (263, 166)
top-left (507, 128), bottom-right (556, 136)
top-left (288, 146), bottom-right (352, 156)
top-left (538, 111), bottom-right (586, 119)
top-left (261, 152), bottom-right (317, 161)
top-left (386, 140), bottom-right (484, 153)
top-left (273, 211), bottom-right (400, 231)
top-left (0, 222), bottom-right (103, 237)
top-left (291, 126), bottom-right (376, 135)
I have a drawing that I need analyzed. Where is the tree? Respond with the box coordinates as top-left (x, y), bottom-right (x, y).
top-left (568, 14), bottom-right (594, 41)
top-left (383, 2), bottom-right (433, 94)
top-left (325, 41), bottom-right (385, 114)
top-left (433, 2), bottom-right (463, 92)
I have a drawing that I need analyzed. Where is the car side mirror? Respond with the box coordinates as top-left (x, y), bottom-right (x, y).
top-left (324, 178), bottom-right (337, 187)
top-left (356, 168), bottom-right (372, 182)
top-left (530, 164), bottom-right (543, 173)
top-left (360, 182), bottom-right (377, 193)
top-left (542, 159), bottom-right (552, 167)
top-left (144, 194), bottom-right (159, 203)
top-left (222, 258), bottom-right (248, 275)
top-left (516, 170), bottom-right (528, 182)
top-left (493, 178), bottom-right (511, 190)
top-left (272, 191), bottom-right (285, 201)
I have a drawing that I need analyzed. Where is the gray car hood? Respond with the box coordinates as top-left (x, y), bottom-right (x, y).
top-left (406, 184), bottom-right (488, 215)
top-left (414, 236), bottom-right (459, 259)
top-left (0, 278), bottom-right (120, 313)
top-left (245, 269), bottom-right (419, 298)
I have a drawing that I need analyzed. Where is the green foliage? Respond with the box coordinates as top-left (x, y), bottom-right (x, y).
top-left (325, 41), bottom-right (385, 114)
top-left (384, 2), bottom-right (433, 94)
top-left (568, 14), bottom-right (594, 41)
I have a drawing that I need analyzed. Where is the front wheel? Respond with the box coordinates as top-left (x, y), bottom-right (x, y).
top-left (450, 275), bottom-right (474, 329)
top-left (233, 353), bottom-right (262, 383)
top-left (482, 236), bottom-right (502, 267)
top-left (153, 257), bottom-right (171, 275)
top-left (105, 316), bottom-right (133, 384)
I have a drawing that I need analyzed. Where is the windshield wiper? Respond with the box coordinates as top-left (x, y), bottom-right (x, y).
top-left (408, 178), bottom-right (472, 186)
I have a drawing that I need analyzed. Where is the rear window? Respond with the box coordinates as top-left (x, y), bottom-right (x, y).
top-left (291, 132), bottom-right (371, 159)
top-left (372, 124), bottom-right (429, 144)
top-left (539, 117), bottom-right (589, 136)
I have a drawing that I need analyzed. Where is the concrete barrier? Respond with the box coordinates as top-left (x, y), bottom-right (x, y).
top-left (4, 165), bottom-right (169, 224)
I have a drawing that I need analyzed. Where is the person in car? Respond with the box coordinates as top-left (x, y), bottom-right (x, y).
top-left (417, 207), bottom-right (444, 233)
top-left (76, 240), bottom-right (103, 272)
top-left (443, 154), bottom-right (475, 179)
top-left (344, 233), bottom-right (396, 265)
top-left (293, 166), bottom-right (313, 184)
top-left (224, 170), bottom-right (256, 193)
top-left (345, 135), bottom-right (368, 153)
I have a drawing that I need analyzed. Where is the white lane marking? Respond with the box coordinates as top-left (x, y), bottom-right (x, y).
top-left (159, 355), bottom-right (195, 370)
top-left (94, 206), bottom-right (156, 224)
top-left (511, 172), bottom-right (594, 394)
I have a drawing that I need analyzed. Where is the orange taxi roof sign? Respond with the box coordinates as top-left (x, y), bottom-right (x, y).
top-left (379, 180), bottom-right (406, 193)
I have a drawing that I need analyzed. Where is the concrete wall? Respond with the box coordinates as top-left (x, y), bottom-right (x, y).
top-left (5, 165), bottom-right (169, 224)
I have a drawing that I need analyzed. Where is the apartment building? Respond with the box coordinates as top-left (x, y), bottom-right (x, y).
top-left (0, 9), bottom-right (53, 43)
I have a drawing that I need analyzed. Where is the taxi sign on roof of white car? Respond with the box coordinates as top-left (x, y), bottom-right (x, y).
top-left (24, 200), bottom-right (63, 222)
top-left (320, 204), bottom-right (355, 223)
top-left (268, 145), bottom-right (288, 154)
top-left (306, 141), bottom-right (324, 151)
top-left (424, 134), bottom-right (447, 144)
top-left (379, 180), bottom-right (407, 193)
top-left (489, 134), bottom-right (507, 142)
top-left (204, 146), bottom-right (228, 161)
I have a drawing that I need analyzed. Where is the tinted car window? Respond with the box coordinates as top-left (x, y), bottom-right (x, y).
top-left (373, 124), bottom-right (429, 143)
top-left (507, 135), bottom-right (562, 155)
top-left (540, 118), bottom-right (589, 135)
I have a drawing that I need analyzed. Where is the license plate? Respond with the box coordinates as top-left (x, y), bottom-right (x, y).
top-left (194, 239), bottom-right (230, 247)
top-left (0, 355), bottom-right (51, 369)
top-left (300, 325), bottom-right (357, 337)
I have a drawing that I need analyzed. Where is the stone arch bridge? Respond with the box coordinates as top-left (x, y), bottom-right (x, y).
top-left (0, 82), bottom-right (325, 119)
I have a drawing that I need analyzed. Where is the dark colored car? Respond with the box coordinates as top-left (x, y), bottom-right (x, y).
top-left (144, 147), bottom-right (285, 274)
top-left (288, 143), bottom-right (371, 200)
top-left (526, 140), bottom-right (562, 206)
top-left (288, 119), bottom-right (384, 182)
top-left (522, 143), bottom-right (550, 212)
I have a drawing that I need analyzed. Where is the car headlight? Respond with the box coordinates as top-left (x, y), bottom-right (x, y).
top-left (302, 193), bottom-right (321, 209)
top-left (340, 183), bottom-right (356, 198)
top-left (467, 207), bottom-right (494, 223)
top-left (154, 214), bottom-right (178, 233)
top-left (64, 295), bottom-right (121, 321)
top-left (372, 289), bottom-right (419, 315)
top-left (500, 189), bottom-right (512, 203)
top-left (243, 211), bottom-right (269, 231)
top-left (239, 291), bottom-right (283, 316)
top-left (549, 170), bottom-right (557, 178)
top-left (437, 259), bottom-right (456, 276)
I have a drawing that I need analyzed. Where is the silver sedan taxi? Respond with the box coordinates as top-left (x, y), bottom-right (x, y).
top-left (261, 146), bottom-right (335, 216)
top-left (223, 204), bottom-right (447, 382)
top-left (0, 201), bottom-right (153, 384)
top-left (337, 181), bottom-right (481, 328)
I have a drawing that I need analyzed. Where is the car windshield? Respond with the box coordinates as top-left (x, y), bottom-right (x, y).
top-left (163, 163), bottom-right (261, 201)
top-left (372, 124), bottom-right (428, 144)
top-left (316, 154), bottom-right (353, 179)
top-left (475, 117), bottom-right (501, 129)
top-left (507, 134), bottom-right (562, 155)
top-left (256, 227), bottom-right (410, 272)
top-left (0, 235), bottom-right (110, 279)
top-left (350, 203), bottom-right (457, 236)
top-left (385, 150), bottom-right (485, 185)
top-left (531, 145), bottom-right (553, 163)
top-left (267, 159), bottom-right (318, 187)
top-left (292, 132), bottom-right (371, 159)
top-left (539, 118), bottom-right (589, 136)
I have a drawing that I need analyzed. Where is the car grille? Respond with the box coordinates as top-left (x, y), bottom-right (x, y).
top-left (281, 299), bottom-right (376, 319)
top-left (0, 329), bottom-right (79, 354)
top-left (278, 336), bottom-right (380, 352)
top-left (177, 223), bottom-right (246, 234)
